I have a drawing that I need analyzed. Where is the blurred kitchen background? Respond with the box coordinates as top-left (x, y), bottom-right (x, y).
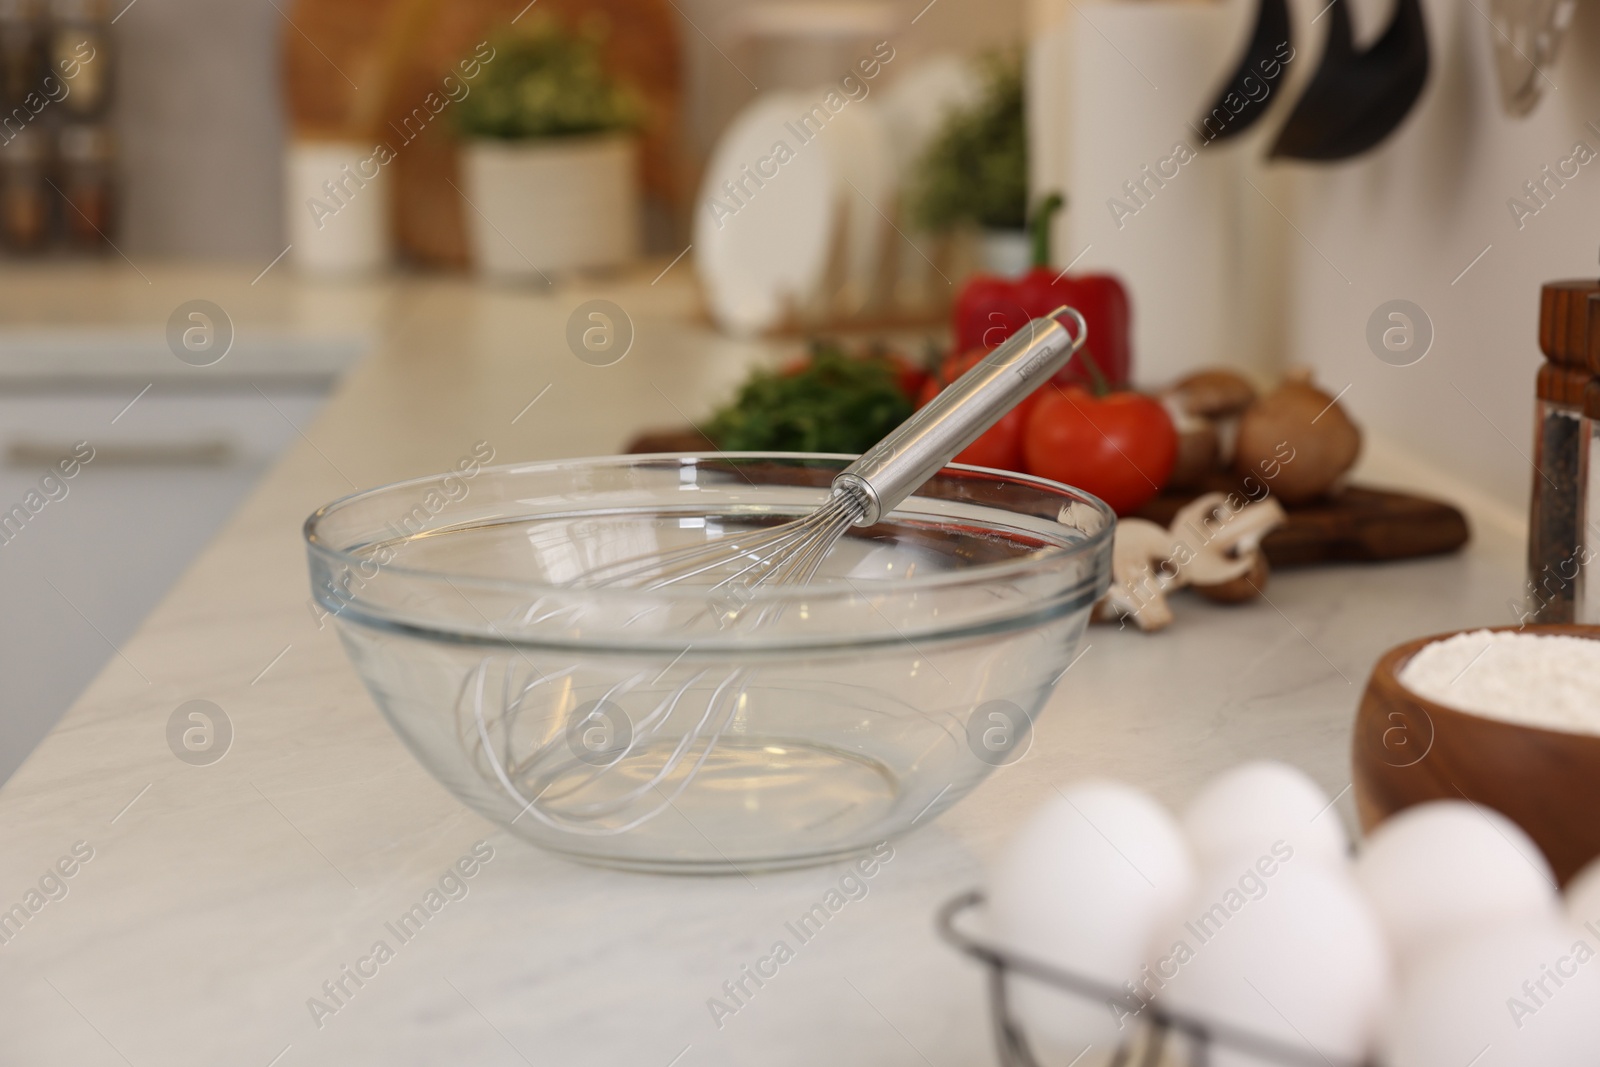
top-left (3, 0), bottom-right (1600, 776)
top-left (114, 0), bottom-right (1017, 256)
top-left (83, 0), bottom-right (1600, 496)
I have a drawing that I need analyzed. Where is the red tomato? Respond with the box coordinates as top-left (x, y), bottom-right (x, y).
top-left (1023, 385), bottom-right (1177, 514)
top-left (917, 348), bottom-right (1041, 471)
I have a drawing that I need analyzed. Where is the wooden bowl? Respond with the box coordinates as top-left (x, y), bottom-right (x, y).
top-left (1353, 624), bottom-right (1600, 886)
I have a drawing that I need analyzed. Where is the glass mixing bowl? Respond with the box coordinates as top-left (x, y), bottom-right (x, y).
top-left (304, 454), bottom-right (1113, 873)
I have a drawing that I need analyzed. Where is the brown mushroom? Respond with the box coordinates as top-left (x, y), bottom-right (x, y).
top-left (1163, 369), bottom-right (1258, 475)
top-left (1161, 395), bottom-right (1220, 491)
top-left (1168, 368), bottom-right (1258, 419)
top-left (1232, 368), bottom-right (1361, 505)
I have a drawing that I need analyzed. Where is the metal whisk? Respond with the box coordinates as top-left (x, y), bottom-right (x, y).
top-left (463, 307), bottom-right (1088, 838)
top-left (582, 306), bottom-right (1089, 596)
top-left (574, 481), bottom-right (869, 598)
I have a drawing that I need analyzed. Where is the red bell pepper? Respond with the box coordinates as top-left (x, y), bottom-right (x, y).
top-left (951, 194), bottom-right (1132, 387)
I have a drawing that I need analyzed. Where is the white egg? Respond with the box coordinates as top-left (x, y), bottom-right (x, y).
top-left (1381, 920), bottom-right (1600, 1067)
top-left (1355, 800), bottom-right (1559, 968)
top-left (1153, 858), bottom-right (1390, 1067)
top-left (1181, 761), bottom-right (1348, 873)
top-left (989, 781), bottom-right (1194, 1063)
top-left (1563, 853), bottom-right (1600, 934)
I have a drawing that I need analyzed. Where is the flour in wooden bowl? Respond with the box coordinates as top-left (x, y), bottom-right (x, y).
top-left (1398, 630), bottom-right (1600, 734)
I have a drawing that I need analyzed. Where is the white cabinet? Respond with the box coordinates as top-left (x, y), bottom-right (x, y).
top-left (0, 383), bottom-right (331, 780)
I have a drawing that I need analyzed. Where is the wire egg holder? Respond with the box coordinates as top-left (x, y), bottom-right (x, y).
top-left (937, 891), bottom-right (1372, 1067)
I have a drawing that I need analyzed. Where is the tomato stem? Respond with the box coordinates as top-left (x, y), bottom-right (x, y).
top-left (1079, 345), bottom-right (1112, 396)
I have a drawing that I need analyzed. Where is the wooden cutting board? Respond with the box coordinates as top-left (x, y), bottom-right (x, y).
top-left (1135, 480), bottom-right (1470, 567)
top-left (622, 431), bottom-right (1472, 567)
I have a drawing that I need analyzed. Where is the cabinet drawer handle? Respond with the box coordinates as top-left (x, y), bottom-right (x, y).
top-left (6, 440), bottom-right (236, 467)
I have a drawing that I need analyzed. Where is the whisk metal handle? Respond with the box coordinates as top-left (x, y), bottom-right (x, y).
top-left (832, 306), bottom-right (1088, 526)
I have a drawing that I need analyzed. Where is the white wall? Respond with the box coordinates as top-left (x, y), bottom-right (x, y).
top-left (1281, 0), bottom-right (1600, 510)
top-left (1033, 0), bottom-right (1600, 510)
top-left (1031, 0), bottom-right (1301, 390)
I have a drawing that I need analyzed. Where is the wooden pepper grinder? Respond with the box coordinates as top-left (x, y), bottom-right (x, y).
top-left (1579, 292), bottom-right (1600, 623)
top-left (1527, 279), bottom-right (1599, 623)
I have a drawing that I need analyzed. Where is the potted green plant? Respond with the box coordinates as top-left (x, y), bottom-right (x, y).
top-left (904, 54), bottom-right (1028, 275)
top-left (456, 17), bottom-right (643, 278)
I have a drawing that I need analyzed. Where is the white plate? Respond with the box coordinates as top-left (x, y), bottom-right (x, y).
top-left (694, 93), bottom-right (837, 336)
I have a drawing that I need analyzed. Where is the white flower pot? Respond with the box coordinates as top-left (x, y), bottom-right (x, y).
top-left (462, 134), bottom-right (639, 279)
top-left (979, 228), bottom-right (1030, 277)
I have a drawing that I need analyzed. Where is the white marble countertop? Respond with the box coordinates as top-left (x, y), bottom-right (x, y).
top-left (0, 263), bottom-right (1529, 1067)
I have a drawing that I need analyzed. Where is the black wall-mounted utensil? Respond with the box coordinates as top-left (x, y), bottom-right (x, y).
top-left (1269, 0), bottom-right (1430, 162)
top-left (1195, 0), bottom-right (1294, 146)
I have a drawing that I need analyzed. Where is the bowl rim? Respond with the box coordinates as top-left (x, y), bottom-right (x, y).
top-left (302, 451), bottom-right (1117, 606)
top-left (1370, 623), bottom-right (1600, 744)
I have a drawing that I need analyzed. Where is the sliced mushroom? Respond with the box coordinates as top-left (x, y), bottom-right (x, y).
top-left (1098, 495), bottom-right (1288, 631)
top-left (1097, 518), bottom-right (1182, 631)
top-left (1195, 552), bottom-right (1270, 603)
top-left (1171, 493), bottom-right (1287, 600)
